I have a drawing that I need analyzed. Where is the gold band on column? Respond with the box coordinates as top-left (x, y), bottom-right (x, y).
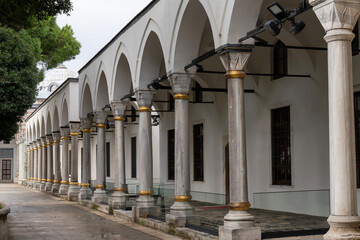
top-left (139, 190), bottom-right (153, 196)
top-left (61, 137), bottom-right (70, 140)
top-left (81, 183), bottom-right (90, 187)
top-left (174, 195), bottom-right (191, 202)
top-left (114, 116), bottom-right (125, 121)
top-left (47, 179), bottom-right (53, 182)
top-left (53, 180), bottom-right (61, 183)
top-left (70, 182), bottom-right (79, 185)
top-left (42, 145), bottom-right (47, 148)
top-left (229, 201), bottom-right (251, 211)
top-left (54, 140), bottom-right (60, 143)
top-left (225, 70), bottom-right (246, 79)
top-left (82, 129), bottom-right (91, 133)
top-left (70, 132), bottom-right (79, 136)
top-left (174, 94), bottom-right (190, 100)
top-left (47, 142), bottom-right (53, 146)
top-left (114, 187), bottom-right (125, 192)
top-left (96, 184), bottom-right (105, 189)
top-left (61, 181), bottom-right (69, 184)
top-left (96, 124), bottom-right (106, 128)
top-left (41, 179), bottom-right (46, 181)
top-left (138, 107), bottom-right (152, 112)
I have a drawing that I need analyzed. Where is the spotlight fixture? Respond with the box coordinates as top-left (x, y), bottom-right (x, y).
top-left (152, 116), bottom-right (160, 126)
top-left (290, 18), bottom-right (305, 35)
top-left (267, 2), bottom-right (288, 21)
top-left (264, 19), bottom-right (282, 36)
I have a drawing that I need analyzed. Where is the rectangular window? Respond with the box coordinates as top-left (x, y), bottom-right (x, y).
top-left (131, 106), bottom-right (136, 122)
top-left (193, 123), bottom-right (204, 181)
top-left (354, 92), bottom-right (360, 187)
top-left (106, 142), bottom-right (110, 177)
top-left (2, 159), bottom-right (11, 180)
top-left (168, 129), bottom-right (175, 180)
top-left (169, 93), bottom-right (174, 112)
top-left (131, 137), bottom-right (137, 178)
top-left (353, 22), bottom-right (359, 56)
top-left (273, 40), bottom-right (288, 80)
top-left (271, 106), bottom-right (291, 185)
top-left (194, 82), bottom-right (203, 103)
top-left (68, 150), bottom-right (71, 176)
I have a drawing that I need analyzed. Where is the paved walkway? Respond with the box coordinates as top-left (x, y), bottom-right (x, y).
top-left (0, 184), bottom-right (181, 240)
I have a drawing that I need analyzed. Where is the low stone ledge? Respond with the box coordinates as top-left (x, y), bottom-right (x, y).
top-left (0, 202), bottom-right (10, 240)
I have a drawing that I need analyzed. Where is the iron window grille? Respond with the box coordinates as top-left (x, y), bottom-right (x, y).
top-left (193, 123), bottom-right (204, 181)
top-left (168, 129), bottom-right (175, 180)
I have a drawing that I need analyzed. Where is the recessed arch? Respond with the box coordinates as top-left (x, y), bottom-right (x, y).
top-left (53, 106), bottom-right (60, 132)
top-left (40, 116), bottom-right (45, 137)
top-left (95, 71), bottom-right (110, 111)
top-left (61, 99), bottom-right (69, 126)
top-left (46, 112), bottom-right (52, 135)
top-left (81, 83), bottom-right (94, 118)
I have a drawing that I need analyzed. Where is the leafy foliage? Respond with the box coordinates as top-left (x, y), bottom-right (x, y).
top-left (0, 0), bottom-right (72, 30)
top-left (0, 27), bottom-right (43, 141)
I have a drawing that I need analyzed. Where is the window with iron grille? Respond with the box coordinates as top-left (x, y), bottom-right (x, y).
top-left (353, 22), bottom-right (359, 56)
top-left (271, 106), bottom-right (291, 185)
top-left (354, 92), bottom-right (360, 187)
top-left (273, 40), bottom-right (288, 80)
top-left (106, 142), bottom-right (110, 177)
top-left (68, 150), bottom-right (71, 176)
top-left (131, 137), bottom-right (137, 178)
top-left (169, 93), bottom-right (174, 112)
top-left (131, 106), bottom-right (136, 122)
top-left (194, 82), bottom-right (202, 103)
top-left (2, 159), bottom-right (11, 180)
top-left (168, 129), bottom-right (175, 180)
top-left (193, 123), bottom-right (204, 181)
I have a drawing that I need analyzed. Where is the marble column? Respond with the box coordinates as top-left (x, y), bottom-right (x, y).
top-left (59, 127), bottom-right (70, 195)
top-left (165, 72), bottom-right (193, 226)
top-left (91, 111), bottom-right (108, 204)
top-left (310, 0), bottom-right (360, 239)
top-left (135, 89), bottom-right (155, 209)
top-left (68, 122), bottom-right (81, 200)
top-left (33, 141), bottom-right (38, 189)
top-left (217, 45), bottom-right (261, 239)
top-left (52, 132), bottom-right (61, 193)
top-left (27, 144), bottom-right (32, 186)
top-left (79, 117), bottom-right (93, 200)
top-left (36, 139), bottom-right (42, 190)
top-left (109, 101), bottom-right (127, 208)
top-left (26, 145), bottom-right (30, 184)
top-left (40, 136), bottom-right (47, 192)
top-left (45, 134), bottom-right (53, 192)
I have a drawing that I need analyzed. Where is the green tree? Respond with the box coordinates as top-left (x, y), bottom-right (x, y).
top-left (0, 27), bottom-right (43, 141)
top-left (0, 0), bottom-right (80, 141)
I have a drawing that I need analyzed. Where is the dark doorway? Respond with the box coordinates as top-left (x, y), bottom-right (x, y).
top-left (2, 159), bottom-right (11, 180)
top-left (225, 143), bottom-right (230, 204)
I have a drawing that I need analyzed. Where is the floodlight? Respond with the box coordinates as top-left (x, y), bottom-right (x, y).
top-left (290, 18), bottom-right (305, 35)
top-left (264, 20), bottom-right (282, 36)
top-left (267, 3), bottom-right (288, 21)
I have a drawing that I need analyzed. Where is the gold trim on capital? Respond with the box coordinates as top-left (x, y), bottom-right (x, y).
top-left (70, 132), bottom-right (79, 136)
top-left (174, 195), bottom-right (191, 202)
top-left (42, 145), bottom-right (47, 148)
top-left (96, 184), bottom-right (105, 189)
top-left (138, 107), bottom-right (152, 112)
top-left (225, 70), bottom-right (246, 79)
top-left (97, 124), bottom-right (106, 128)
top-left (34, 148), bottom-right (38, 150)
top-left (53, 180), bottom-right (61, 183)
top-left (70, 182), bottom-right (78, 185)
top-left (174, 94), bottom-right (190, 100)
top-left (114, 116), bottom-right (125, 121)
top-left (47, 142), bottom-right (53, 146)
top-left (80, 183), bottom-right (90, 187)
top-left (61, 181), bottom-right (69, 184)
top-left (114, 187), bottom-right (125, 192)
top-left (82, 129), bottom-right (91, 133)
top-left (229, 201), bottom-right (251, 211)
top-left (61, 137), bottom-right (70, 140)
top-left (53, 140), bottom-right (60, 143)
top-left (47, 179), bottom-right (53, 182)
top-left (139, 190), bottom-right (153, 196)
top-left (41, 179), bottom-right (47, 181)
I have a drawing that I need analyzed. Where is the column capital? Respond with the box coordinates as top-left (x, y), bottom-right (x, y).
top-left (60, 127), bottom-right (70, 138)
top-left (310, 0), bottom-right (360, 32)
top-left (69, 122), bottom-right (81, 134)
top-left (168, 71), bottom-right (194, 95)
top-left (52, 131), bottom-right (61, 142)
top-left (81, 117), bottom-right (93, 131)
top-left (135, 89), bottom-right (155, 108)
top-left (111, 101), bottom-right (127, 117)
top-left (94, 111), bottom-right (107, 125)
top-left (46, 134), bottom-right (53, 144)
top-left (217, 44), bottom-right (253, 72)
top-left (41, 136), bottom-right (47, 145)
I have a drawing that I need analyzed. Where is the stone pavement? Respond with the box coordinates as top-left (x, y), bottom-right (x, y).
top-left (0, 183), bottom-right (182, 240)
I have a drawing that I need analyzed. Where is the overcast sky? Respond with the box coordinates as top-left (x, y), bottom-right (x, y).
top-left (56, 0), bottom-right (152, 73)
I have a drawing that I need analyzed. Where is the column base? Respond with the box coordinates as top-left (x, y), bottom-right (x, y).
top-left (109, 191), bottom-right (126, 209)
top-left (78, 186), bottom-right (92, 200)
top-left (219, 226), bottom-right (261, 240)
top-left (136, 195), bottom-right (155, 208)
top-left (91, 189), bottom-right (108, 204)
top-left (324, 215), bottom-right (360, 240)
top-left (51, 182), bottom-right (60, 193)
top-left (166, 201), bottom-right (194, 227)
top-left (134, 205), bottom-right (161, 219)
top-left (59, 184), bottom-right (69, 195)
top-left (45, 182), bottom-right (53, 192)
top-left (40, 182), bottom-right (46, 192)
top-left (67, 184), bottom-right (80, 201)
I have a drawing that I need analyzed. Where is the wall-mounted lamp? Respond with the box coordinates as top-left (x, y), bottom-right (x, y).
top-left (264, 19), bottom-right (282, 36)
top-left (290, 18), bottom-right (305, 35)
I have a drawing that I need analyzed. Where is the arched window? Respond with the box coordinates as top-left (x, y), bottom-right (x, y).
top-left (273, 40), bottom-right (288, 80)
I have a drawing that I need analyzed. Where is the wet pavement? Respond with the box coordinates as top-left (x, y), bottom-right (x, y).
top-left (0, 184), bottom-right (181, 240)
